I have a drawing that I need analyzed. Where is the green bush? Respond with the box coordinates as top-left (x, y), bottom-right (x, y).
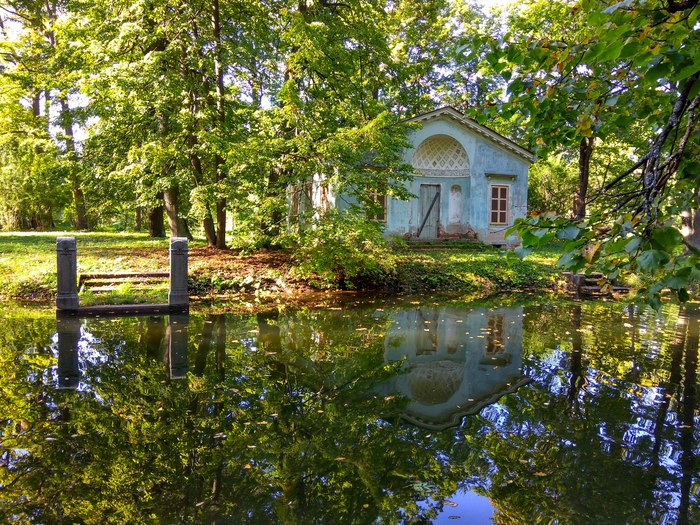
top-left (291, 210), bottom-right (398, 289)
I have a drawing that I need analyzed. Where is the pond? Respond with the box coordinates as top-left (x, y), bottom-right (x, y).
top-left (1, 296), bottom-right (698, 524)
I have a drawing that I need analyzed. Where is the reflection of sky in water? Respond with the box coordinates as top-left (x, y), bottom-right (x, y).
top-left (50, 321), bottom-right (111, 391)
top-left (421, 489), bottom-right (494, 524)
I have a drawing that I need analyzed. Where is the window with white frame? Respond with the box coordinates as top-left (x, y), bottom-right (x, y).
top-left (486, 314), bottom-right (505, 355)
top-left (489, 185), bottom-right (509, 225)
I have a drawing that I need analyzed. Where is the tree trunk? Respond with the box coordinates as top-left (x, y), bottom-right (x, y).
top-left (573, 136), bottom-right (594, 219)
top-left (32, 92), bottom-right (41, 118)
top-left (164, 186), bottom-right (190, 238)
top-left (181, 19), bottom-right (218, 247)
top-left (135, 207), bottom-right (142, 231)
top-left (203, 215), bottom-right (217, 246)
top-left (216, 200), bottom-right (226, 247)
top-left (59, 98), bottom-right (88, 230)
top-left (212, 0), bottom-right (227, 249)
top-left (71, 184), bottom-right (88, 230)
top-left (148, 196), bottom-right (165, 238)
top-left (262, 167), bottom-right (285, 240)
top-left (155, 109), bottom-right (192, 238)
top-left (187, 134), bottom-right (217, 245)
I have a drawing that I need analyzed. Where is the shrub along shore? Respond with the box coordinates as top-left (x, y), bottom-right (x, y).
top-left (0, 232), bottom-right (566, 308)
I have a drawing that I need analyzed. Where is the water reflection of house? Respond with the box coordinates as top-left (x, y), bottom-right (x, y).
top-left (381, 306), bottom-right (529, 430)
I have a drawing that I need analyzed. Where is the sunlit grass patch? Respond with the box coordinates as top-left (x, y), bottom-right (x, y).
top-left (394, 242), bottom-right (563, 294)
top-left (0, 232), bottom-right (180, 300)
top-left (79, 281), bottom-right (170, 306)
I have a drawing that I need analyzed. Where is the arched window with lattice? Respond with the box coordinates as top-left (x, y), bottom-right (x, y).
top-left (412, 135), bottom-right (470, 177)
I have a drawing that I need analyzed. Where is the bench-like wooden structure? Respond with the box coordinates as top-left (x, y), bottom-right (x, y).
top-left (56, 237), bottom-right (189, 317)
top-left (562, 271), bottom-right (629, 296)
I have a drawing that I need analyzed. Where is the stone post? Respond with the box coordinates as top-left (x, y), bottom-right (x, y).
top-left (56, 317), bottom-right (81, 389)
top-left (168, 237), bottom-right (188, 308)
top-left (572, 274), bottom-right (586, 292)
top-left (56, 237), bottom-right (79, 311)
top-left (167, 314), bottom-right (189, 379)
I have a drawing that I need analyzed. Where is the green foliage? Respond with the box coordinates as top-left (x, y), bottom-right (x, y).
top-left (397, 243), bottom-right (561, 294)
top-left (527, 155), bottom-right (578, 215)
top-left (466, 0), bottom-right (700, 305)
top-left (291, 210), bottom-right (398, 289)
top-left (0, 80), bottom-right (71, 230)
top-left (508, 211), bottom-right (699, 306)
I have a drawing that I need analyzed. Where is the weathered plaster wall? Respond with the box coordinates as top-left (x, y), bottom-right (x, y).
top-left (384, 116), bottom-right (529, 246)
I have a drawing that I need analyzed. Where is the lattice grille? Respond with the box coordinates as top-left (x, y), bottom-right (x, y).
top-left (413, 135), bottom-right (470, 173)
top-left (407, 361), bottom-right (464, 405)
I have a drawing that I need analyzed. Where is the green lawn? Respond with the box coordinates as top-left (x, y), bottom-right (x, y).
top-left (394, 242), bottom-right (564, 295)
top-left (0, 232), bottom-right (193, 301)
top-left (0, 232), bottom-right (566, 303)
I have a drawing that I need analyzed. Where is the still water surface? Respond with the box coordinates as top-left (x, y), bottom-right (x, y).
top-left (1, 297), bottom-right (698, 524)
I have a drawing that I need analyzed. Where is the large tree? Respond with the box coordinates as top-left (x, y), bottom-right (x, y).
top-left (0, 0), bottom-right (88, 229)
top-left (470, 0), bottom-right (700, 304)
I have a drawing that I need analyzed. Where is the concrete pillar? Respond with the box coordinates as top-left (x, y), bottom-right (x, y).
top-left (56, 236), bottom-right (79, 311)
top-left (168, 237), bottom-right (188, 307)
top-left (56, 318), bottom-right (81, 389)
top-left (168, 314), bottom-right (189, 379)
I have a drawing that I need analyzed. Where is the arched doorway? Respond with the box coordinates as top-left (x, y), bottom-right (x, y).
top-left (412, 135), bottom-right (470, 238)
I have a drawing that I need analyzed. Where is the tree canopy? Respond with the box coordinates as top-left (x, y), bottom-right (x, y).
top-left (1, 0), bottom-right (698, 299)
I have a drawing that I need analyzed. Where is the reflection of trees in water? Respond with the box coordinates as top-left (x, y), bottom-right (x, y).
top-left (1, 309), bottom-right (480, 523)
top-left (568, 304), bottom-right (587, 417)
top-left (678, 309), bottom-right (698, 525)
top-left (485, 303), bottom-right (700, 524)
top-left (0, 303), bottom-right (698, 524)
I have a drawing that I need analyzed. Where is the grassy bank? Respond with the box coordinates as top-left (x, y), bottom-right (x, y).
top-left (0, 232), bottom-right (564, 306)
top-left (393, 241), bottom-right (563, 295)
